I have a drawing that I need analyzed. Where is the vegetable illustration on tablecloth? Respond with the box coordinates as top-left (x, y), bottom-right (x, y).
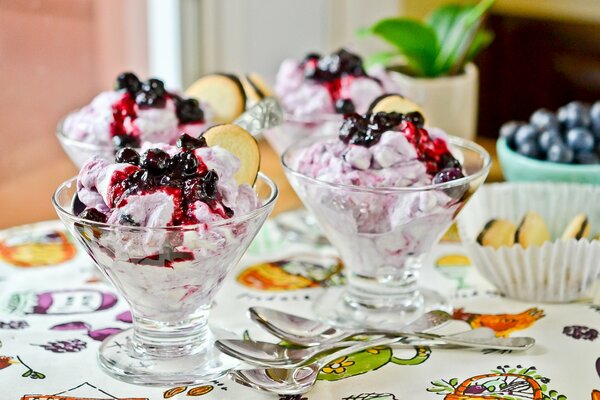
top-left (20, 381), bottom-right (148, 399)
top-left (6, 288), bottom-right (117, 315)
top-left (452, 308), bottom-right (545, 337)
top-left (0, 229), bottom-right (76, 267)
top-left (237, 254), bottom-right (344, 291)
top-left (427, 365), bottom-right (567, 399)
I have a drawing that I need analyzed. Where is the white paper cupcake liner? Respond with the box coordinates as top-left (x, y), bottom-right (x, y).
top-left (458, 182), bottom-right (600, 302)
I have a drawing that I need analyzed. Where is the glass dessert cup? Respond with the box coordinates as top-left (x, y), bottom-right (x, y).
top-left (52, 174), bottom-right (278, 386)
top-left (264, 113), bottom-right (343, 242)
top-left (56, 115), bottom-right (115, 168)
top-left (282, 136), bottom-right (491, 330)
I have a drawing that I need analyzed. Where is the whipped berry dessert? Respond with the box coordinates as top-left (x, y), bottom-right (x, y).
top-left (67, 125), bottom-right (269, 322)
top-left (275, 48), bottom-right (400, 117)
top-left (282, 112), bottom-right (490, 328)
top-left (53, 125), bottom-right (277, 384)
top-left (63, 72), bottom-right (209, 150)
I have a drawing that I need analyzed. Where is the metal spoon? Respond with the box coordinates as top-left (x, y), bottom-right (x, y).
top-left (233, 97), bottom-right (284, 136)
top-left (249, 306), bottom-right (452, 346)
top-left (216, 328), bottom-right (495, 367)
top-left (228, 336), bottom-right (406, 395)
top-left (249, 307), bottom-right (535, 351)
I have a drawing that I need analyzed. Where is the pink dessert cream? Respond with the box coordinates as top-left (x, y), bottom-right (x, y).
top-left (286, 112), bottom-right (469, 302)
top-left (63, 72), bottom-right (210, 150)
top-left (275, 49), bottom-right (400, 117)
top-left (73, 131), bottom-right (261, 321)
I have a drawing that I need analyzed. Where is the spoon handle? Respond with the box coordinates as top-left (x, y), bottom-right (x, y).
top-left (313, 337), bottom-right (402, 370)
top-left (410, 332), bottom-right (535, 351)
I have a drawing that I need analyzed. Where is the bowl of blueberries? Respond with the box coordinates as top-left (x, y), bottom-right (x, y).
top-left (498, 100), bottom-right (600, 184)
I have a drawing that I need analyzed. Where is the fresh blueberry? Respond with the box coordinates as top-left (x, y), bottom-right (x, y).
top-left (405, 111), bottom-right (425, 128)
top-left (304, 52), bottom-right (321, 61)
top-left (433, 167), bottom-right (464, 184)
top-left (558, 102), bottom-right (591, 130)
top-left (335, 99), bottom-right (356, 114)
top-left (176, 98), bottom-right (204, 123)
top-left (517, 140), bottom-right (542, 159)
top-left (566, 127), bottom-right (595, 152)
top-left (141, 149), bottom-right (170, 174)
top-left (118, 214), bottom-right (140, 226)
top-left (112, 134), bottom-right (141, 149)
top-left (115, 72), bottom-right (141, 94)
top-left (499, 121), bottom-right (523, 149)
top-left (115, 148), bottom-right (140, 165)
top-left (78, 208), bottom-right (107, 223)
top-left (143, 78), bottom-right (166, 97)
top-left (538, 128), bottom-right (562, 152)
top-left (547, 143), bottom-right (574, 163)
top-left (530, 108), bottom-right (558, 131)
top-left (575, 151), bottom-right (600, 164)
top-left (176, 133), bottom-right (206, 150)
top-left (590, 101), bottom-right (600, 134)
top-left (514, 124), bottom-right (539, 147)
top-left (438, 153), bottom-right (462, 169)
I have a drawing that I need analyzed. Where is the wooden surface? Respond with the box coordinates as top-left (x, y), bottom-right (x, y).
top-left (0, 137), bottom-right (502, 230)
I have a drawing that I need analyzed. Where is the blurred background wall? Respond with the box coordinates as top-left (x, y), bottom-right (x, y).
top-left (1, 0), bottom-right (599, 226)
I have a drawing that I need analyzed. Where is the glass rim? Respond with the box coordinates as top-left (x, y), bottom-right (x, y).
top-left (281, 134), bottom-right (492, 193)
top-left (52, 172), bottom-right (279, 231)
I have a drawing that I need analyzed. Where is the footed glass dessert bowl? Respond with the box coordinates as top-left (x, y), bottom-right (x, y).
top-left (282, 135), bottom-right (490, 330)
top-left (52, 174), bottom-right (277, 386)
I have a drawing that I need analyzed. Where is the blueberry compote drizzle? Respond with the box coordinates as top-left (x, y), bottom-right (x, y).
top-left (339, 112), bottom-right (463, 179)
top-left (77, 133), bottom-right (234, 226)
top-left (110, 72), bottom-right (205, 150)
top-left (301, 49), bottom-right (374, 114)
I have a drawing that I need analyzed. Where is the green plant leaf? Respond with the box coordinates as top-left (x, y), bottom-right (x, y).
top-left (356, 27), bottom-right (371, 39)
top-left (426, 4), bottom-right (465, 48)
top-left (429, 0), bottom-right (496, 75)
top-left (364, 50), bottom-right (397, 69)
top-left (369, 18), bottom-right (439, 77)
top-left (465, 28), bottom-right (494, 61)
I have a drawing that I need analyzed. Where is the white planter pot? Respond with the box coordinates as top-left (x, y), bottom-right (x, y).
top-left (389, 63), bottom-right (479, 140)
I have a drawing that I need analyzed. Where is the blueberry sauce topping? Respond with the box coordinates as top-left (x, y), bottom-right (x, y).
top-left (177, 133), bottom-right (207, 150)
top-left (115, 72), bottom-right (141, 95)
top-left (78, 208), bottom-right (107, 223)
top-left (109, 72), bottom-right (205, 149)
top-left (339, 112), bottom-right (462, 177)
top-left (301, 49), bottom-right (373, 114)
top-left (335, 98), bottom-right (356, 114)
top-left (110, 133), bottom-right (230, 224)
top-left (115, 148), bottom-right (141, 165)
top-left (433, 167), bottom-right (464, 184)
top-left (175, 98), bottom-right (205, 124)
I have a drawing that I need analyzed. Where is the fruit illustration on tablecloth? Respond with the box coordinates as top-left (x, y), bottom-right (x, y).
top-left (20, 381), bottom-right (148, 399)
top-left (452, 308), bottom-right (545, 337)
top-left (236, 255), bottom-right (344, 291)
top-left (342, 393), bottom-right (398, 400)
top-left (6, 288), bottom-right (117, 315)
top-left (0, 229), bottom-right (76, 267)
top-left (501, 100), bottom-right (600, 165)
top-left (427, 365), bottom-right (566, 399)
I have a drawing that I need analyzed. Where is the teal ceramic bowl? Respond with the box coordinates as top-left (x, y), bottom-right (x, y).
top-left (497, 137), bottom-right (600, 184)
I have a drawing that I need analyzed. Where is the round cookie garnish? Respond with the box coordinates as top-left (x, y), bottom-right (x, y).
top-left (561, 213), bottom-right (590, 240)
top-left (477, 219), bottom-right (517, 249)
top-left (241, 73), bottom-right (273, 103)
top-left (202, 124), bottom-right (260, 185)
top-left (186, 74), bottom-right (247, 124)
top-left (367, 94), bottom-right (427, 124)
top-left (515, 211), bottom-right (551, 248)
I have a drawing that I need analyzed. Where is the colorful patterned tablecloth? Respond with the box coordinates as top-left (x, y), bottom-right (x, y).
top-left (0, 217), bottom-right (599, 400)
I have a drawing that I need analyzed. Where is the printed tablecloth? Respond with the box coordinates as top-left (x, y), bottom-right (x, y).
top-left (0, 217), bottom-right (599, 400)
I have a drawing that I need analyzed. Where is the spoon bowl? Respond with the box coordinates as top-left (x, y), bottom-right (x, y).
top-left (249, 306), bottom-right (452, 346)
top-left (216, 328), bottom-right (497, 367)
